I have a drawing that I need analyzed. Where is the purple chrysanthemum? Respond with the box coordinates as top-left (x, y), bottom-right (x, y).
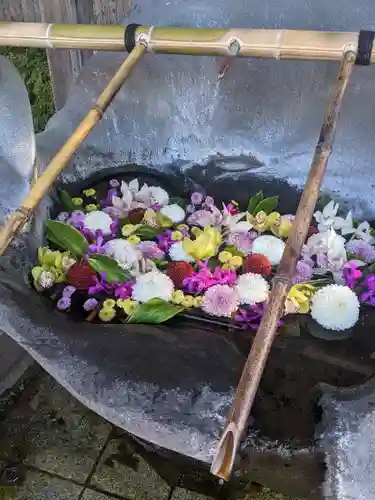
top-left (201, 285), bottom-right (239, 318)
top-left (191, 192), bottom-right (203, 205)
top-left (227, 231), bottom-right (256, 255)
top-left (83, 298), bottom-right (99, 311)
top-left (62, 285), bottom-right (76, 298)
top-left (292, 259), bottom-right (313, 284)
top-left (346, 239), bottom-right (375, 263)
top-left (57, 297), bottom-right (71, 311)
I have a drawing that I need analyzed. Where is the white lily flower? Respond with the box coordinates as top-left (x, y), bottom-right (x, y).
top-left (333, 210), bottom-right (355, 236)
top-left (221, 204), bottom-right (252, 233)
top-left (353, 221), bottom-right (374, 243)
top-left (314, 200), bottom-right (339, 232)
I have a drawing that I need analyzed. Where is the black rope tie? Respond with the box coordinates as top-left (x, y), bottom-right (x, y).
top-left (355, 30), bottom-right (375, 65)
top-left (124, 23), bottom-right (141, 53)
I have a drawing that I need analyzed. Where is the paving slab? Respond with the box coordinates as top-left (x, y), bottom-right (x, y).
top-left (170, 487), bottom-right (214, 499)
top-left (21, 375), bottom-right (112, 483)
top-left (0, 468), bottom-right (82, 500)
top-left (90, 435), bottom-right (171, 499)
top-left (81, 488), bottom-right (120, 499)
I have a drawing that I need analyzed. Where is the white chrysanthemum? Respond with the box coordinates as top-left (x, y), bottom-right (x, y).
top-left (311, 285), bottom-right (359, 331)
top-left (105, 239), bottom-right (140, 269)
top-left (251, 235), bottom-right (285, 265)
top-left (160, 204), bottom-right (185, 223)
top-left (132, 270), bottom-right (174, 303)
top-left (84, 210), bottom-right (113, 235)
top-left (236, 272), bottom-right (270, 305)
top-left (169, 242), bottom-right (194, 262)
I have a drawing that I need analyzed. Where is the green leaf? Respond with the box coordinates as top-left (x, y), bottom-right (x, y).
top-left (45, 219), bottom-right (88, 258)
top-left (88, 254), bottom-right (132, 284)
top-left (134, 225), bottom-right (160, 240)
top-left (247, 191), bottom-right (264, 214)
top-left (59, 190), bottom-right (76, 211)
top-left (155, 213), bottom-right (173, 228)
top-left (223, 246), bottom-right (245, 257)
top-left (253, 196), bottom-right (279, 215)
top-left (127, 298), bottom-right (184, 324)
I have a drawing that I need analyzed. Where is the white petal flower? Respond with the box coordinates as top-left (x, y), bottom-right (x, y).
top-left (84, 210), bottom-right (113, 235)
top-left (353, 221), bottom-right (374, 243)
top-left (132, 270), bottom-right (174, 303)
top-left (160, 204), bottom-right (186, 223)
top-left (128, 178), bottom-right (139, 195)
top-left (169, 242), bottom-right (194, 262)
top-left (314, 200), bottom-right (339, 232)
top-left (236, 273), bottom-right (270, 305)
top-left (251, 235), bottom-right (285, 265)
top-left (221, 205), bottom-right (252, 233)
top-left (136, 183), bottom-right (169, 207)
top-left (105, 239), bottom-right (140, 270)
top-left (311, 285), bottom-right (359, 331)
top-left (333, 210), bottom-right (355, 236)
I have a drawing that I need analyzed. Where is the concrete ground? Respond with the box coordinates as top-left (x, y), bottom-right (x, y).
top-left (0, 369), bottom-right (297, 500)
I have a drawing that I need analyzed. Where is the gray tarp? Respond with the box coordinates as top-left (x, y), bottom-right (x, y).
top-left (1, 1), bottom-right (375, 498)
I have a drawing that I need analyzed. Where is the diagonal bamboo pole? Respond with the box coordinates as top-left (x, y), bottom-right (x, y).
top-left (210, 49), bottom-right (356, 481)
top-left (0, 42), bottom-right (146, 256)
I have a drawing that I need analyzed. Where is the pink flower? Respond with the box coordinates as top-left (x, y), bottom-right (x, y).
top-left (202, 285), bottom-right (239, 318)
top-left (114, 281), bottom-right (134, 299)
top-left (227, 231), bottom-right (256, 255)
top-left (138, 241), bottom-right (165, 260)
top-left (187, 206), bottom-right (222, 228)
top-left (183, 262), bottom-right (236, 293)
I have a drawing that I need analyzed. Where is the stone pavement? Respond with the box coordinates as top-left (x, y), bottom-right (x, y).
top-left (0, 370), bottom-right (297, 500)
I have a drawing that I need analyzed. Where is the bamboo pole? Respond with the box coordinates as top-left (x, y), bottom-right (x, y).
top-left (210, 49), bottom-right (356, 481)
top-left (0, 22), bottom-right (369, 62)
top-left (0, 43), bottom-right (146, 256)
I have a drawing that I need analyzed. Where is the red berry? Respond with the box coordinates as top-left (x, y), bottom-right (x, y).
top-left (67, 262), bottom-right (97, 290)
top-left (243, 254), bottom-right (272, 276)
top-left (166, 261), bottom-right (195, 288)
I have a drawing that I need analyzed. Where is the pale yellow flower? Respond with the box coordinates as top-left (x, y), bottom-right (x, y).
top-left (121, 224), bottom-right (136, 237)
top-left (98, 307), bottom-right (116, 322)
top-left (83, 188), bottom-right (96, 197)
top-left (247, 210), bottom-right (269, 233)
top-left (103, 299), bottom-right (116, 309)
top-left (171, 231), bottom-right (183, 241)
top-left (193, 297), bottom-right (203, 308)
top-left (230, 255), bottom-right (243, 268)
top-left (72, 197), bottom-right (83, 206)
top-left (182, 296), bottom-right (195, 308)
top-left (116, 299), bottom-right (139, 315)
top-left (218, 251), bottom-right (232, 263)
top-left (85, 203), bottom-right (98, 212)
top-left (172, 290), bottom-right (185, 304)
top-left (288, 283), bottom-right (316, 314)
top-left (127, 235), bottom-right (141, 245)
top-left (182, 228), bottom-right (222, 261)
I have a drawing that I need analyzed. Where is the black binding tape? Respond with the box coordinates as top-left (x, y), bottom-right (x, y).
top-left (124, 23), bottom-right (141, 53)
top-left (355, 30), bottom-right (375, 65)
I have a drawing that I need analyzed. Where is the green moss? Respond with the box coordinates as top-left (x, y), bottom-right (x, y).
top-left (0, 47), bottom-right (54, 132)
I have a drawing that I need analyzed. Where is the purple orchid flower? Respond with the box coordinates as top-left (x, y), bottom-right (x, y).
top-left (88, 273), bottom-right (114, 295)
top-left (343, 263), bottom-right (362, 290)
top-left (157, 230), bottom-right (174, 252)
top-left (114, 281), bottom-right (134, 300)
top-left (100, 187), bottom-right (119, 208)
top-left (234, 303), bottom-right (283, 330)
top-left (183, 261), bottom-right (237, 294)
top-left (88, 231), bottom-right (108, 255)
top-left (360, 274), bottom-right (375, 306)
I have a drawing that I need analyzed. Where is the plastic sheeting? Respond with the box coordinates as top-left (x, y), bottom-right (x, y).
top-left (1, 0), bottom-right (375, 494)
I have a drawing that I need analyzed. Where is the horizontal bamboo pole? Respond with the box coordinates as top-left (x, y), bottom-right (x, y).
top-left (0, 22), bottom-right (368, 61)
top-left (0, 43), bottom-right (146, 256)
top-left (210, 49), bottom-right (356, 480)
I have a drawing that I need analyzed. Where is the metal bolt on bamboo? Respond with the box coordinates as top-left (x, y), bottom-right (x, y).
top-left (0, 43), bottom-right (146, 256)
top-left (210, 49), bottom-right (356, 481)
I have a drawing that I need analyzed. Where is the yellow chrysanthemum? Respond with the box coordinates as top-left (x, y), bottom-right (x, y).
top-left (82, 188), bottom-right (96, 197)
top-left (218, 251), bottom-right (232, 263)
top-left (85, 203), bottom-right (98, 212)
top-left (182, 296), bottom-right (195, 308)
top-left (193, 297), bottom-right (203, 308)
top-left (127, 235), bottom-right (141, 245)
top-left (72, 197), bottom-right (83, 206)
top-left (171, 231), bottom-right (183, 241)
top-left (103, 299), bottom-right (116, 309)
top-left (116, 299), bottom-right (139, 315)
top-left (98, 307), bottom-right (116, 322)
top-left (172, 290), bottom-right (185, 304)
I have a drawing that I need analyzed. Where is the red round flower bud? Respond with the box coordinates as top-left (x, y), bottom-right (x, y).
top-left (243, 254), bottom-right (272, 276)
top-left (67, 262), bottom-right (97, 290)
top-left (166, 261), bottom-right (195, 288)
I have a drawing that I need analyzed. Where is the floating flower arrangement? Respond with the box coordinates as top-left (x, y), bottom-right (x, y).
top-left (31, 178), bottom-right (375, 332)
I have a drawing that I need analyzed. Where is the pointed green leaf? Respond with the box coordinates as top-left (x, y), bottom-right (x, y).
top-left (59, 190), bottom-right (76, 211)
top-left (247, 190), bottom-right (264, 214)
top-left (88, 254), bottom-right (132, 284)
top-left (134, 225), bottom-right (160, 240)
top-left (253, 196), bottom-right (279, 215)
top-left (45, 219), bottom-right (88, 258)
top-left (127, 298), bottom-right (184, 324)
